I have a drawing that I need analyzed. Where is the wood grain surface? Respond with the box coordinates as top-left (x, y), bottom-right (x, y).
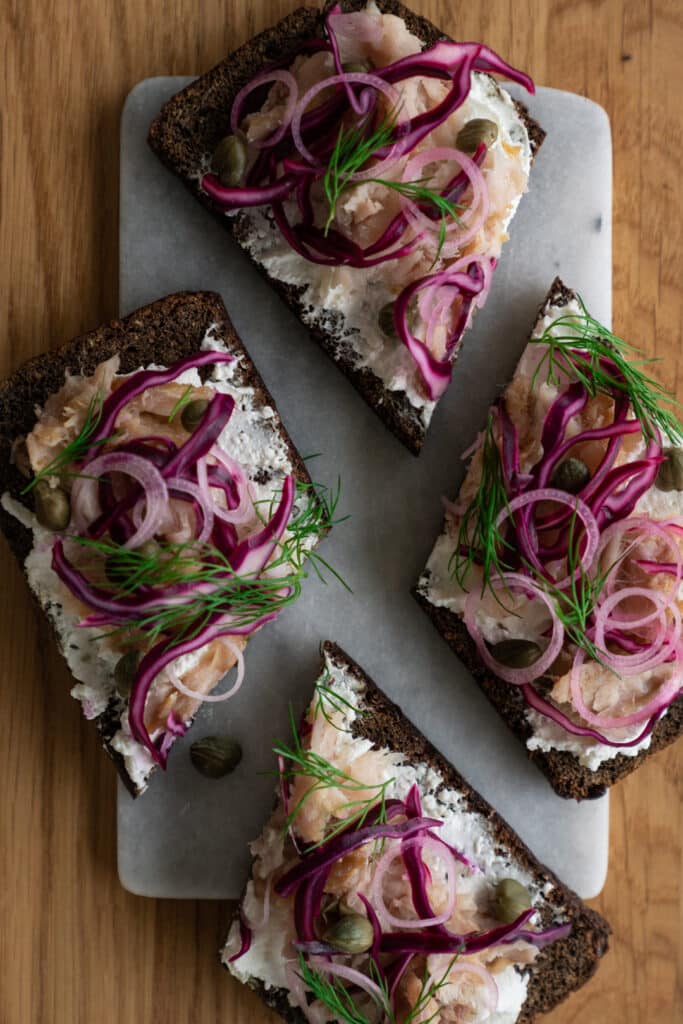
top-left (1, 1), bottom-right (681, 1021)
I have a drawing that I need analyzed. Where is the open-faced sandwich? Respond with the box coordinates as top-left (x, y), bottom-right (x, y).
top-left (224, 642), bottom-right (609, 1023)
top-left (148, 0), bottom-right (544, 453)
top-left (416, 278), bottom-right (683, 799)
top-left (0, 292), bottom-right (339, 795)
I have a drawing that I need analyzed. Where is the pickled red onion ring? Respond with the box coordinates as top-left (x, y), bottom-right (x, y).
top-left (71, 452), bottom-right (168, 548)
top-left (447, 961), bottom-right (498, 1015)
top-left (592, 589), bottom-right (681, 675)
top-left (164, 475), bottom-right (214, 544)
top-left (230, 70), bottom-right (299, 150)
top-left (290, 73), bottom-right (400, 171)
top-left (463, 573), bottom-right (565, 685)
top-left (400, 147), bottom-right (489, 252)
top-left (167, 637), bottom-right (245, 703)
top-left (569, 648), bottom-right (683, 728)
top-left (496, 488), bottom-right (600, 590)
top-left (371, 836), bottom-right (457, 930)
top-left (203, 448), bottom-right (255, 525)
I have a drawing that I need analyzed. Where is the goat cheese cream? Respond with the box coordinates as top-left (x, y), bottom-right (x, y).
top-left (1, 326), bottom-right (294, 793)
top-left (224, 650), bottom-right (553, 1024)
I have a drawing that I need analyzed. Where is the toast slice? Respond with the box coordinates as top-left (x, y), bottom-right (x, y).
top-left (223, 641), bottom-right (609, 1023)
top-left (148, 0), bottom-right (544, 454)
top-left (415, 278), bottom-right (683, 800)
top-left (0, 291), bottom-right (322, 796)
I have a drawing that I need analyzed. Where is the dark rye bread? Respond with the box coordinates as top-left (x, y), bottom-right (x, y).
top-left (148, 0), bottom-right (545, 455)
top-left (0, 291), bottom-right (311, 795)
top-left (413, 277), bottom-right (683, 799)
top-left (233, 641), bottom-right (609, 1024)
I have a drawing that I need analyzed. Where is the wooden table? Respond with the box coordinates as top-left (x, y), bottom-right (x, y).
top-left (1, 1), bottom-right (681, 1021)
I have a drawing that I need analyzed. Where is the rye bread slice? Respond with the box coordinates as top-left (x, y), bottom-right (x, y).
top-left (0, 291), bottom-right (311, 795)
top-left (225, 640), bottom-right (610, 1023)
top-left (148, 0), bottom-right (545, 455)
top-left (413, 278), bottom-right (683, 800)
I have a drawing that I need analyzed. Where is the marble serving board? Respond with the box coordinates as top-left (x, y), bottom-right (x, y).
top-left (118, 78), bottom-right (612, 900)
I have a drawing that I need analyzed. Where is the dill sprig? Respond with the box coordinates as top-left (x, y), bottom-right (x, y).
top-left (167, 384), bottom-right (194, 423)
top-left (403, 956), bottom-right (461, 1024)
top-left (449, 412), bottom-right (514, 592)
top-left (21, 389), bottom-right (116, 493)
top-left (530, 298), bottom-right (683, 443)
top-left (322, 114), bottom-right (461, 261)
top-left (313, 671), bottom-right (367, 733)
top-left (296, 953), bottom-right (392, 1024)
top-left (73, 479), bottom-right (346, 648)
top-left (274, 706), bottom-right (394, 849)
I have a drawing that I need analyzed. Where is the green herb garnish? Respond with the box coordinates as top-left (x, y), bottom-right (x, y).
top-left (403, 955), bottom-right (462, 1024)
top-left (314, 674), bottom-right (366, 733)
top-left (449, 411), bottom-right (514, 592)
top-left (322, 115), bottom-right (461, 261)
top-left (167, 384), bottom-right (194, 423)
top-left (21, 389), bottom-right (115, 493)
top-left (274, 705), bottom-right (394, 849)
top-left (530, 298), bottom-right (683, 443)
top-left (296, 953), bottom-right (392, 1024)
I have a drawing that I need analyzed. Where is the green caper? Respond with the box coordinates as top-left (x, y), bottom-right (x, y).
top-left (114, 650), bottom-right (140, 698)
top-left (322, 913), bottom-right (374, 954)
top-left (378, 301), bottom-right (398, 339)
top-left (657, 448), bottom-right (683, 491)
top-left (137, 539), bottom-right (161, 560)
top-left (342, 60), bottom-right (372, 73)
top-left (181, 398), bottom-right (210, 433)
top-left (550, 457), bottom-right (591, 494)
top-left (487, 638), bottom-right (542, 669)
top-left (456, 118), bottom-right (498, 153)
top-left (190, 735), bottom-right (243, 778)
top-left (492, 878), bottom-right (532, 924)
top-left (34, 481), bottom-right (71, 531)
top-left (212, 135), bottom-right (247, 188)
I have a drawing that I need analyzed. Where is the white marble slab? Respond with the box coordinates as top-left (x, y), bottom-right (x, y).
top-left (118, 78), bottom-right (612, 900)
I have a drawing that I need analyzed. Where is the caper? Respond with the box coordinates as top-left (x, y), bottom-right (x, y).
top-left (34, 481), bottom-right (71, 531)
top-left (550, 457), bottom-right (590, 494)
top-left (137, 539), bottom-right (161, 560)
top-left (322, 913), bottom-right (374, 954)
top-left (342, 60), bottom-right (372, 73)
top-left (181, 398), bottom-right (210, 433)
top-left (657, 448), bottom-right (683, 491)
top-left (212, 135), bottom-right (247, 188)
top-left (11, 438), bottom-right (32, 479)
top-left (456, 118), bottom-right (498, 153)
top-left (114, 650), bottom-right (140, 698)
top-left (492, 878), bottom-right (532, 924)
top-left (190, 735), bottom-right (242, 778)
top-left (487, 638), bottom-right (542, 669)
top-left (378, 301), bottom-right (398, 339)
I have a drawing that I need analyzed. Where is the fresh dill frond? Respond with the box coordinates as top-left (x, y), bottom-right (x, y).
top-left (314, 675), bottom-right (366, 733)
top-left (323, 111), bottom-right (398, 234)
top-left (22, 389), bottom-right (116, 493)
top-left (365, 177), bottom-right (462, 263)
top-left (449, 411), bottom-right (514, 592)
top-left (403, 955), bottom-right (461, 1024)
top-left (530, 298), bottom-right (682, 443)
top-left (167, 385), bottom-right (194, 423)
top-left (274, 705), bottom-right (394, 849)
top-left (296, 953), bottom-right (392, 1024)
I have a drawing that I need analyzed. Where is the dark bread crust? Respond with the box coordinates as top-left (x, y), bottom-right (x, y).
top-left (148, 1), bottom-right (544, 455)
top-left (413, 277), bottom-right (683, 799)
top-left (233, 641), bottom-right (610, 1023)
top-left (0, 291), bottom-right (311, 795)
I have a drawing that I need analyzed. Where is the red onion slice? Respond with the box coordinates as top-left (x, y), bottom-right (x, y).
top-left (371, 835), bottom-right (457, 930)
top-left (400, 147), bottom-right (489, 252)
top-left (569, 648), bottom-right (683, 729)
top-left (290, 73), bottom-right (400, 171)
top-left (463, 573), bottom-right (565, 685)
top-left (447, 961), bottom-right (498, 1015)
top-left (231, 70), bottom-right (298, 150)
top-left (163, 476), bottom-right (214, 545)
top-left (72, 452), bottom-right (168, 549)
top-left (167, 637), bottom-right (245, 703)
